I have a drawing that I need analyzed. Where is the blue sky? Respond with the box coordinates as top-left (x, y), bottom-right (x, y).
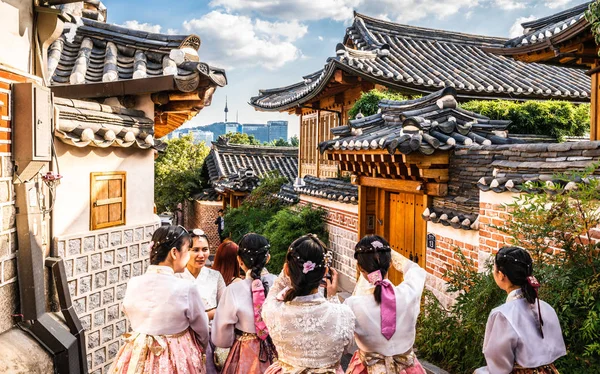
top-left (103, 0), bottom-right (584, 138)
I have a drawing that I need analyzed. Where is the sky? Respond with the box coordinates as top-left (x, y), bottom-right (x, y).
top-left (102, 0), bottom-right (585, 138)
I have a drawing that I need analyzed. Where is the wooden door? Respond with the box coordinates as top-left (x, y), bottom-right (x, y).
top-left (387, 192), bottom-right (426, 284)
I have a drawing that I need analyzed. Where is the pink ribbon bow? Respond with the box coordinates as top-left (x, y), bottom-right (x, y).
top-left (251, 279), bottom-right (269, 340)
top-left (367, 270), bottom-right (397, 340)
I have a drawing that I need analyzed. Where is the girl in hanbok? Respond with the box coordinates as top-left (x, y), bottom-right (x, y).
top-left (475, 246), bottom-right (566, 374)
top-left (176, 228), bottom-right (227, 374)
top-left (212, 233), bottom-right (278, 373)
top-left (212, 240), bottom-right (242, 286)
top-left (109, 225), bottom-right (209, 374)
top-left (344, 235), bottom-right (427, 374)
top-left (262, 234), bottom-right (355, 374)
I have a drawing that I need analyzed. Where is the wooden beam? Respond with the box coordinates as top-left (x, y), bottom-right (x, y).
top-left (591, 66), bottom-right (599, 141)
top-left (402, 151), bottom-right (449, 166)
top-left (357, 176), bottom-right (448, 196)
top-left (160, 100), bottom-right (205, 112)
top-left (420, 168), bottom-right (450, 182)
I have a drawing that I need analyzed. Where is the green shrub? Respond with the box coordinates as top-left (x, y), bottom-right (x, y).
top-left (348, 89), bottom-right (409, 119)
top-left (461, 100), bottom-right (589, 141)
top-left (262, 204), bottom-right (328, 273)
top-left (417, 166), bottom-right (600, 373)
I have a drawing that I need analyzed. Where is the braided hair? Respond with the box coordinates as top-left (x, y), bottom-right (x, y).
top-left (495, 246), bottom-right (536, 304)
top-left (283, 234), bottom-right (328, 302)
top-left (238, 233), bottom-right (271, 296)
top-left (354, 235), bottom-right (392, 304)
top-left (149, 225), bottom-right (191, 265)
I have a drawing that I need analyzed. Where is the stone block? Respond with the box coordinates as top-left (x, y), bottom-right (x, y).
top-left (90, 253), bottom-right (102, 271)
top-left (107, 304), bottom-right (119, 321)
top-left (110, 232), bottom-right (122, 247)
top-left (84, 236), bottom-right (95, 253)
top-left (116, 284), bottom-right (127, 300)
top-left (88, 330), bottom-right (100, 349)
top-left (108, 268), bottom-right (119, 285)
top-left (145, 225), bottom-right (155, 239)
top-left (123, 229), bottom-right (133, 244)
top-left (0, 282), bottom-right (18, 333)
top-left (121, 264), bottom-right (131, 281)
top-left (133, 261), bottom-right (142, 277)
top-left (93, 347), bottom-right (106, 368)
top-left (75, 256), bottom-right (89, 275)
top-left (102, 325), bottom-right (114, 344)
top-left (94, 271), bottom-right (107, 289)
top-left (68, 280), bottom-right (77, 297)
top-left (0, 181), bottom-right (9, 203)
top-left (116, 247), bottom-right (127, 264)
top-left (108, 341), bottom-right (119, 359)
top-left (65, 259), bottom-right (73, 277)
top-left (89, 292), bottom-right (101, 310)
top-left (134, 228), bottom-right (144, 241)
top-left (68, 239), bottom-right (82, 256)
top-left (94, 310), bottom-right (105, 328)
top-left (79, 276), bottom-right (91, 294)
top-left (103, 250), bottom-right (115, 267)
top-left (74, 297), bottom-right (86, 314)
top-left (115, 320), bottom-right (126, 336)
top-left (2, 205), bottom-right (15, 231)
top-left (0, 234), bottom-right (9, 258)
top-left (3, 258), bottom-right (16, 281)
top-left (103, 288), bottom-right (114, 305)
top-left (87, 354), bottom-right (92, 371)
top-left (128, 244), bottom-right (139, 260)
top-left (57, 240), bottom-right (65, 258)
top-left (98, 234), bottom-right (109, 250)
top-left (80, 313), bottom-right (91, 331)
top-left (140, 242), bottom-right (150, 257)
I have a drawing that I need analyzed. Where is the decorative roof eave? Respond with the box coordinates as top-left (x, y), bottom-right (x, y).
top-left (422, 207), bottom-right (479, 231)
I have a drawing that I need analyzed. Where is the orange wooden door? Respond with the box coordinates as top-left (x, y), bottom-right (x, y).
top-left (387, 192), bottom-right (426, 285)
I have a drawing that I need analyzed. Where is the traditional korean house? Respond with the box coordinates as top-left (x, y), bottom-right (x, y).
top-left (485, 2), bottom-right (600, 139)
top-left (0, 1), bottom-right (226, 373)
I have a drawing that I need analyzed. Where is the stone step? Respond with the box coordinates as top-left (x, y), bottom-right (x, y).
top-left (421, 360), bottom-right (451, 374)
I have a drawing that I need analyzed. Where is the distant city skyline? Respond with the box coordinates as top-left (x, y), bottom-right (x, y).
top-left (168, 120), bottom-right (289, 144)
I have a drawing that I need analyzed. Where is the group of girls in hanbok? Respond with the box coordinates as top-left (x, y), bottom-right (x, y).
top-left (109, 224), bottom-right (566, 374)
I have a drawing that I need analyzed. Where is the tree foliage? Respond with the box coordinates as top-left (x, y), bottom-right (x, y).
top-left (417, 166), bottom-right (600, 373)
top-left (348, 89), bottom-right (410, 119)
top-left (461, 100), bottom-right (589, 141)
top-left (154, 134), bottom-right (209, 213)
top-left (266, 138), bottom-right (293, 147)
top-left (224, 132), bottom-right (261, 145)
top-left (586, 1), bottom-right (600, 50)
top-left (290, 135), bottom-right (300, 147)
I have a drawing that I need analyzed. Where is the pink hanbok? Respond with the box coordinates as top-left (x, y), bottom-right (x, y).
top-left (109, 265), bottom-right (209, 374)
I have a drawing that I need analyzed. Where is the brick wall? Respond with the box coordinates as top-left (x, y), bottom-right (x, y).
top-left (55, 221), bottom-right (159, 374)
top-left (184, 200), bottom-right (222, 252)
top-left (478, 191), bottom-right (519, 255)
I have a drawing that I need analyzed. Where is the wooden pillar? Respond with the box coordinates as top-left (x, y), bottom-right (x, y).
top-left (591, 65), bottom-right (599, 140)
top-left (316, 110), bottom-right (321, 178)
top-left (298, 113), bottom-right (303, 178)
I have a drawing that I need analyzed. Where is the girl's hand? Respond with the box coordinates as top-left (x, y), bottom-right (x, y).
top-left (325, 267), bottom-right (339, 297)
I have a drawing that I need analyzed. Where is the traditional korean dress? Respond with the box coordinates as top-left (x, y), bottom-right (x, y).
top-left (177, 266), bottom-right (226, 374)
top-left (344, 252), bottom-right (427, 374)
top-left (212, 273), bottom-right (278, 373)
top-left (474, 289), bottom-right (566, 374)
top-left (262, 273), bottom-right (356, 373)
top-left (109, 265), bottom-right (209, 374)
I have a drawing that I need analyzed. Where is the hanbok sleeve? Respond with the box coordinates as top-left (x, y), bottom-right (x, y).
top-left (211, 286), bottom-right (239, 348)
top-left (392, 251), bottom-right (426, 298)
top-left (262, 271), bottom-right (289, 325)
top-left (187, 284), bottom-right (210, 349)
top-left (476, 311), bottom-right (518, 374)
top-left (216, 272), bottom-right (226, 305)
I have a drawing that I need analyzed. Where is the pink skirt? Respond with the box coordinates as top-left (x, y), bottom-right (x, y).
top-left (265, 362), bottom-right (344, 374)
top-left (221, 331), bottom-right (277, 374)
top-left (345, 351), bottom-right (426, 374)
top-left (108, 329), bottom-right (206, 374)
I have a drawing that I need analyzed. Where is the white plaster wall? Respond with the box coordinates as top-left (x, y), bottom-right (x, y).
top-left (299, 195), bottom-right (359, 215)
top-left (0, 1), bottom-right (33, 73)
top-left (480, 190), bottom-right (521, 205)
top-left (53, 142), bottom-right (156, 237)
top-left (427, 222), bottom-right (480, 247)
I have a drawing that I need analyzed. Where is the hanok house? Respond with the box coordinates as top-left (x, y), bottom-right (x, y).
top-left (189, 138), bottom-right (298, 246)
top-left (484, 2), bottom-right (600, 139)
top-left (0, 1), bottom-right (226, 373)
top-left (251, 11), bottom-right (591, 293)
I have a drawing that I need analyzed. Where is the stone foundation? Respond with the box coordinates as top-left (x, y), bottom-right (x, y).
top-left (54, 220), bottom-right (159, 374)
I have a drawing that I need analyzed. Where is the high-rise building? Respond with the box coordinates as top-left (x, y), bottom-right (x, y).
top-left (189, 129), bottom-right (214, 144)
top-left (242, 124), bottom-right (269, 143)
top-left (267, 120), bottom-right (288, 142)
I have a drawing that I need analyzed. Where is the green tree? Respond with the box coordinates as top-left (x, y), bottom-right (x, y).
top-left (224, 132), bottom-right (261, 145)
top-left (290, 135), bottom-right (299, 147)
top-left (154, 134), bottom-right (209, 213)
top-left (266, 138), bottom-right (292, 147)
top-left (349, 89), bottom-right (410, 119)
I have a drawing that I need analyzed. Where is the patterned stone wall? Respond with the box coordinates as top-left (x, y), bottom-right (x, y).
top-left (54, 221), bottom-right (159, 374)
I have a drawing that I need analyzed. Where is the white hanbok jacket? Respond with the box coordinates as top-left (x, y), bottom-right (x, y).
top-left (177, 267), bottom-right (226, 310)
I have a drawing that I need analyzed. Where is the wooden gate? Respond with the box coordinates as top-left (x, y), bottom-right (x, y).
top-left (387, 192), bottom-right (426, 284)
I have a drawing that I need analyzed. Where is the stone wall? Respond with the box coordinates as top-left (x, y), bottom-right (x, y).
top-left (184, 200), bottom-right (222, 252)
top-left (54, 221), bottom-right (159, 374)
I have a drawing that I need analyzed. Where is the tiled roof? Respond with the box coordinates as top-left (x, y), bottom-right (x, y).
top-left (48, 16), bottom-right (226, 88)
top-left (193, 188), bottom-right (222, 202)
top-left (250, 13), bottom-right (590, 111)
top-left (203, 139), bottom-right (298, 193)
top-left (213, 167), bottom-right (260, 194)
top-left (274, 175), bottom-right (359, 205)
top-left (422, 207), bottom-right (479, 231)
top-left (501, 2), bottom-right (590, 49)
top-left (319, 88), bottom-right (518, 155)
top-left (55, 97), bottom-right (155, 149)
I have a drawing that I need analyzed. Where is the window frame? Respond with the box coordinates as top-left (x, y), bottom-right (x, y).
top-left (90, 171), bottom-right (126, 230)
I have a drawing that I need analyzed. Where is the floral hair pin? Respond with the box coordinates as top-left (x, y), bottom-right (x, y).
top-left (303, 261), bottom-right (316, 274)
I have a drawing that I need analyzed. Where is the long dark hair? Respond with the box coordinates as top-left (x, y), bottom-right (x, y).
top-left (212, 241), bottom-right (240, 285)
top-left (354, 235), bottom-right (392, 304)
top-left (495, 246), bottom-right (536, 304)
top-left (238, 233), bottom-right (270, 295)
top-left (283, 234), bottom-right (328, 302)
top-left (149, 225), bottom-right (191, 265)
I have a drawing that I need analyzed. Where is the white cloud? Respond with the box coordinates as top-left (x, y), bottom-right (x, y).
top-left (183, 11), bottom-right (306, 70)
top-left (509, 15), bottom-right (537, 37)
top-left (209, 0), bottom-right (476, 23)
top-left (318, 36), bottom-right (324, 41)
top-left (119, 20), bottom-right (163, 33)
top-left (545, 0), bottom-right (572, 9)
top-left (493, 0), bottom-right (526, 10)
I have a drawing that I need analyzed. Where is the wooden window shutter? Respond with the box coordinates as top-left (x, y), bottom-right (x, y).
top-left (90, 172), bottom-right (126, 230)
